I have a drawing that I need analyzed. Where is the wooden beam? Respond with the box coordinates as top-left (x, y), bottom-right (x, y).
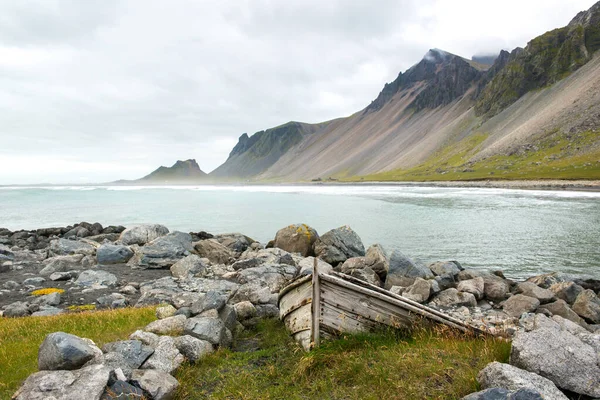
top-left (311, 257), bottom-right (321, 349)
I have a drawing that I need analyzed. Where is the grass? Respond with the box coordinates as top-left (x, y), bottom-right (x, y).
top-left (0, 307), bottom-right (156, 398)
top-left (174, 319), bottom-right (511, 400)
top-left (349, 130), bottom-right (600, 182)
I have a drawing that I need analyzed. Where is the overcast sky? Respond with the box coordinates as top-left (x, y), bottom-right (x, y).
top-left (0, 0), bottom-right (596, 184)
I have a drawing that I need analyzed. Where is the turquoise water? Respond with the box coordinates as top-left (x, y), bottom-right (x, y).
top-left (1, 185), bottom-right (599, 279)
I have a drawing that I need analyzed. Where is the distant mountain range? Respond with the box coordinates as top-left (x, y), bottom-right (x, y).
top-left (134, 1), bottom-right (600, 183)
top-left (114, 159), bottom-right (207, 184)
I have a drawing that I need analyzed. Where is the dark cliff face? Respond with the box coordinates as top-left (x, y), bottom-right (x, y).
top-left (364, 49), bottom-right (483, 114)
top-left (475, 1), bottom-right (600, 118)
top-left (210, 121), bottom-right (314, 178)
top-left (140, 159), bottom-right (207, 182)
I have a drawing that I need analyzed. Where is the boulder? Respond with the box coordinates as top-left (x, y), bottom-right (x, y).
top-left (297, 257), bottom-right (333, 276)
top-left (434, 274), bottom-right (456, 291)
top-left (96, 244), bottom-right (134, 264)
top-left (129, 331), bottom-right (160, 348)
top-left (119, 224), bottom-right (169, 246)
top-left (156, 304), bottom-right (177, 319)
top-left (477, 362), bottom-right (568, 400)
top-left (49, 270), bottom-right (80, 281)
top-left (510, 326), bottom-right (600, 397)
top-left (184, 317), bottom-right (226, 345)
top-left (102, 380), bottom-right (145, 400)
top-left (38, 332), bottom-right (100, 371)
top-left (174, 335), bottom-right (214, 362)
top-left (84, 352), bottom-right (134, 378)
top-left (3, 301), bottom-right (31, 317)
top-left (402, 278), bottom-right (432, 303)
top-left (102, 340), bottom-right (154, 369)
top-left (314, 225), bottom-right (365, 265)
top-left (49, 238), bottom-right (96, 256)
top-left (364, 244), bottom-right (389, 279)
top-left (130, 369), bottom-right (179, 400)
top-left (194, 239), bottom-right (235, 265)
top-left (140, 336), bottom-right (184, 374)
top-left (213, 233), bottom-right (256, 253)
top-left (273, 223), bottom-right (319, 257)
top-left (31, 308), bottom-right (65, 317)
top-left (190, 290), bottom-right (229, 315)
top-left (429, 261), bottom-right (462, 277)
top-left (40, 254), bottom-right (85, 276)
top-left (144, 315), bottom-right (186, 335)
top-left (429, 288), bottom-right (477, 308)
top-left (129, 231), bottom-right (193, 269)
top-left (23, 277), bottom-right (46, 286)
top-left (538, 299), bottom-right (589, 327)
top-left (515, 282), bottom-right (555, 304)
top-left (75, 269), bottom-right (118, 288)
top-left (572, 289), bottom-right (600, 324)
top-left (384, 251), bottom-right (433, 289)
top-left (502, 295), bottom-right (540, 318)
top-left (35, 292), bottom-right (61, 307)
top-left (457, 277), bottom-right (485, 300)
top-left (170, 255), bottom-right (209, 279)
top-left (234, 301), bottom-right (257, 320)
top-left (549, 281), bottom-right (584, 305)
top-left (482, 275), bottom-right (510, 302)
top-left (236, 264), bottom-right (297, 293)
top-left (13, 364), bottom-right (110, 400)
top-left (96, 293), bottom-right (129, 309)
top-left (462, 388), bottom-right (544, 400)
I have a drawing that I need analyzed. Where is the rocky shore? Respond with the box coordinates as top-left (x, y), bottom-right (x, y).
top-left (1, 222), bottom-right (599, 399)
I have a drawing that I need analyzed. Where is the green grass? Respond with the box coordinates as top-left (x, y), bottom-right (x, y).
top-left (349, 130), bottom-right (600, 182)
top-left (0, 307), bottom-right (156, 398)
top-left (174, 319), bottom-right (511, 400)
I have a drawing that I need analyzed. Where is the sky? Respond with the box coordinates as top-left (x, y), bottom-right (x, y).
top-left (0, 0), bottom-right (597, 184)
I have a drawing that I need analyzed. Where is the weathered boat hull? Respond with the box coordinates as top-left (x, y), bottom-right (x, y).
top-left (278, 268), bottom-right (489, 351)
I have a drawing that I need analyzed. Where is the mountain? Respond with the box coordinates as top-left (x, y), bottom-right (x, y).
top-left (212, 2), bottom-right (600, 182)
top-left (117, 159), bottom-right (208, 184)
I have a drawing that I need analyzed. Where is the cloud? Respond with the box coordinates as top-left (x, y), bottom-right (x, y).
top-left (0, 0), bottom-right (596, 184)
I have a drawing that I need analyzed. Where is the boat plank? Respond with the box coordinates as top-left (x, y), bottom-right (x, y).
top-left (320, 302), bottom-right (377, 335)
top-left (282, 303), bottom-right (312, 335)
top-left (279, 279), bottom-right (312, 318)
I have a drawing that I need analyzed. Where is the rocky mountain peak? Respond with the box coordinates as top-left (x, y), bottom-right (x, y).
top-left (569, 0), bottom-right (600, 27)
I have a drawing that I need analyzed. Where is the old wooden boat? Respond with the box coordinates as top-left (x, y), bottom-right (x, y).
top-left (278, 262), bottom-right (490, 350)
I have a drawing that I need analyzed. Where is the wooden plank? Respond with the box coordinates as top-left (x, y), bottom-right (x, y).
top-left (279, 279), bottom-right (312, 318)
top-left (278, 274), bottom-right (312, 299)
top-left (282, 303), bottom-right (312, 335)
top-left (320, 302), bottom-right (376, 335)
top-left (321, 273), bottom-right (475, 334)
top-left (310, 258), bottom-right (321, 349)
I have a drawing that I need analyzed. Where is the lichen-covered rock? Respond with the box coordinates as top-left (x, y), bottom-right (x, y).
top-left (156, 304), bottom-right (178, 319)
top-left (502, 295), bottom-right (540, 318)
top-left (314, 225), bottom-right (365, 265)
top-left (572, 289), bottom-right (600, 324)
top-left (384, 251), bottom-right (433, 289)
top-left (477, 362), bottom-right (568, 400)
top-left (119, 224), bottom-right (169, 246)
top-left (13, 364), bottom-right (110, 400)
top-left (510, 326), bottom-right (600, 397)
top-left (145, 314), bottom-right (186, 335)
top-left (130, 369), bottom-right (179, 400)
top-left (38, 332), bottom-right (100, 371)
top-left (273, 223), bottom-right (319, 257)
top-left (174, 335), bottom-right (214, 362)
top-left (234, 301), bottom-right (257, 320)
top-left (140, 336), bottom-right (184, 374)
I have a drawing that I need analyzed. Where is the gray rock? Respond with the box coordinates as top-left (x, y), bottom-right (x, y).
top-left (256, 304), bottom-right (279, 318)
top-left (119, 284), bottom-right (138, 295)
top-left (35, 292), bottom-right (61, 306)
top-left (457, 277), bottom-right (485, 300)
top-left (230, 282), bottom-right (272, 304)
top-left (175, 307), bottom-right (193, 318)
top-left (129, 330), bottom-right (160, 348)
top-left (526, 272), bottom-right (564, 289)
top-left (75, 269), bottom-right (118, 287)
top-left (572, 289), bottom-right (600, 324)
top-left (96, 293), bottom-right (129, 309)
top-left (119, 224), bottom-right (169, 246)
top-left (23, 277), bottom-right (46, 286)
top-left (3, 280), bottom-right (19, 290)
top-left (3, 301), bottom-right (31, 317)
top-left (502, 295), bottom-right (540, 318)
top-left (429, 288), bottom-right (477, 308)
top-left (402, 278), bottom-right (432, 303)
top-left (140, 336), bottom-right (184, 374)
top-left (515, 282), bottom-right (555, 304)
top-left (13, 364), bottom-right (110, 400)
top-left (219, 304), bottom-right (237, 332)
top-left (184, 317), bottom-right (226, 345)
top-left (102, 340), bottom-right (154, 369)
top-left (365, 244), bottom-right (389, 279)
top-left (130, 231), bottom-right (193, 269)
top-left (538, 299), bottom-right (589, 327)
top-left (348, 266), bottom-right (381, 286)
top-left (102, 380), bottom-right (145, 400)
top-left (174, 335), bottom-right (214, 362)
top-left (297, 256), bottom-right (333, 276)
top-left (84, 351), bottom-right (134, 378)
top-left (31, 307), bottom-right (65, 317)
top-left (234, 301), bottom-right (257, 320)
top-left (477, 362), bottom-right (568, 400)
top-left (50, 238), bottom-right (96, 256)
top-left (130, 369), bottom-right (179, 400)
top-left (38, 332), bottom-right (99, 371)
top-left (96, 244), bottom-right (134, 264)
top-left (190, 290), bottom-right (229, 315)
top-left (49, 270), bottom-right (80, 281)
top-left (156, 304), bottom-right (178, 319)
top-left (194, 239), bottom-right (236, 265)
top-left (429, 261), bottom-right (462, 277)
top-left (170, 254), bottom-right (209, 279)
top-left (510, 326), bottom-right (600, 397)
top-left (462, 388), bottom-right (544, 400)
top-left (549, 281), bottom-right (585, 305)
top-left (385, 251), bottom-right (433, 289)
top-left (483, 275), bottom-right (510, 302)
top-left (273, 223), bottom-right (319, 257)
top-left (314, 225), bottom-right (365, 265)
top-left (435, 273), bottom-right (456, 291)
top-left (213, 233), bottom-right (256, 254)
top-left (145, 315), bottom-right (187, 335)
top-left (40, 254), bottom-right (85, 276)
top-left (236, 264), bottom-right (297, 293)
